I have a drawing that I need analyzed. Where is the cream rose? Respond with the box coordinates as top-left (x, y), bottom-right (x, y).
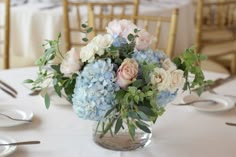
top-left (150, 67), bottom-right (171, 91)
top-left (92, 34), bottom-right (113, 56)
top-left (116, 58), bottom-right (139, 88)
top-left (135, 29), bottom-right (153, 50)
top-left (60, 48), bottom-right (83, 76)
top-left (80, 43), bottom-right (96, 63)
top-left (161, 58), bottom-right (176, 72)
top-left (169, 70), bottom-right (185, 92)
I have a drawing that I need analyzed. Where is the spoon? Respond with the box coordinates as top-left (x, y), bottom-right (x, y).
top-left (0, 113), bottom-right (32, 123)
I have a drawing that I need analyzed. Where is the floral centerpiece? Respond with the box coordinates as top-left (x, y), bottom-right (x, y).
top-left (25, 19), bottom-right (211, 150)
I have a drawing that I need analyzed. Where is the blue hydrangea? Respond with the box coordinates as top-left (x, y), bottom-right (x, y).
top-left (156, 91), bottom-right (177, 107)
top-left (112, 36), bottom-right (128, 48)
top-left (132, 49), bottom-right (168, 65)
top-left (72, 59), bottom-right (120, 121)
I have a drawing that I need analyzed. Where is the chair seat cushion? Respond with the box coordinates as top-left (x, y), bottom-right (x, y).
top-left (200, 60), bottom-right (230, 74)
top-left (201, 41), bottom-right (236, 57)
top-left (202, 29), bottom-right (234, 42)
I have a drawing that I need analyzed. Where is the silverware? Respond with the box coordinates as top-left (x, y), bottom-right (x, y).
top-left (209, 90), bottom-right (236, 99)
top-left (225, 122), bottom-right (236, 127)
top-left (29, 90), bottom-right (41, 96)
top-left (0, 113), bottom-right (32, 123)
top-left (206, 75), bottom-right (235, 90)
top-left (173, 99), bottom-right (217, 106)
top-left (0, 80), bottom-right (17, 98)
top-left (0, 141), bottom-right (40, 146)
top-left (39, 4), bottom-right (61, 10)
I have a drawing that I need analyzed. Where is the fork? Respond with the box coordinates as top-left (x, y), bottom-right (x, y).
top-left (173, 99), bottom-right (218, 106)
top-left (209, 90), bottom-right (236, 99)
top-left (0, 80), bottom-right (18, 98)
top-left (0, 113), bottom-right (32, 123)
top-left (0, 141), bottom-right (40, 146)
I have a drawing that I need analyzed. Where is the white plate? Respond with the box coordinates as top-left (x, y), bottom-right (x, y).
top-left (0, 136), bottom-right (17, 157)
top-left (0, 106), bottom-right (33, 127)
top-left (182, 92), bottom-right (235, 112)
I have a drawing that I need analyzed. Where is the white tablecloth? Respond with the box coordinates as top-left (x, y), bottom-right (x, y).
top-left (0, 67), bottom-right (236, 157)
top-left (0, 0), bottom-right (194, 68)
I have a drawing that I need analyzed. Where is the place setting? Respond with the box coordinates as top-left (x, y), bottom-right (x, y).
top-left (0, 135), bottom-right (40, 157)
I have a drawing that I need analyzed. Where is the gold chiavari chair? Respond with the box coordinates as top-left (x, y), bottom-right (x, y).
top-left (88, 8), bottom-right (179, 58)
top-left (63, 0), bottom-right (139, 52)
top-left (0, 0), bottom-right (10, 69)
top-left (195, 0), bottom-right (236, 74)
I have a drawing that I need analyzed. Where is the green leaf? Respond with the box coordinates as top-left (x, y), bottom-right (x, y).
top-left (115, 117), bottom-right (123, 134)
top-left (134, 28), bottom-right (140, 33)
top-left (81, 23), bottom-right (87, 28)
top-left (128, 86), bottom-right (137, 95)
top-left (128, 123), bottom-right (136, 140)
top-left (44, 93), bottom-right (50, 109)
top-left (116, 90), bottom-right (126, 100)
top-left (132, 79), bottom-right (145, 88)
top-left (127, 34), bottom-right (134, 41)
top-left (138, 106), bottom-right (156, 117)
top-left (86, 27), bottom-right (93, 33)
top-left (57, 32), bottom-right (61, 39)
top-left (134, 95), bottom-right (139, 103)
top-left (82, 38), bottom-right (88, 42)
top-left (137, 111), bottom-right (149, 121)
top-left (23, 79), bottom-right (34, 83)
top-left (128, 111), bottom-right (139, 119)
top-left (104, 105), bottom-right (116, 117)
top-left (51, 64), bottom-right (61, 73)
top-left (146, 91), bottom-right (153, 97)
top-left (135, 121), bottom-right (151, 133)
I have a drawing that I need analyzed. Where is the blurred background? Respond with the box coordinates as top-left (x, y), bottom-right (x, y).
top-left (0, 0), bottom-right (235, 74)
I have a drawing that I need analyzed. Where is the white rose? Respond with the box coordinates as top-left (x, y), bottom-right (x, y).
top-left (161, 58), bottom-right (176, 72)
top-left (92, 34), bottom-right (113, 56)
top-left (169, 70), bottom-right (185, 92)
top-left (150, 67), bottom-right (171, 91)
top-left (60, 48), bottom-right (83, 76)
top-left (80, 43), bottom-right (96, 63)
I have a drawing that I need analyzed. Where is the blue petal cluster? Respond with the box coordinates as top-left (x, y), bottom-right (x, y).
top-left (112, 36), bottom-right (128, 48)
top-left (132, 49), bottom-right (168, 65)
top-left (72, 59), bottom-right (120, 121)
top-left (156, 91), bottom-right (177, 107)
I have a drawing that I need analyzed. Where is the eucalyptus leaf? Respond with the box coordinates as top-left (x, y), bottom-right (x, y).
top-left (115, 117), bottom-right (123, 134)
top-left (44, 93), bottom-right (50, 109)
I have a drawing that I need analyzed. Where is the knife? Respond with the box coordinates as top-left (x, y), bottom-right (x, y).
top-left (205, 75), bottom-right (235, 90)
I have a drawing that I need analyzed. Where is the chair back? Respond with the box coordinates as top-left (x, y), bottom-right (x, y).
top-left (0, 0), bottom-right (10, 69)
top-left (195, 0), bottom-right (236, 74)
top-left (89, 8), bottom-right (179, 58)
top-left (195, 0), bottom-right (236, 50)
top-left (63, 0), bottom-right (139, 51)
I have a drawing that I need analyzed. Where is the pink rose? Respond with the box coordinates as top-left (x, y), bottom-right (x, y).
top-left (60, 48), bottom-right (83, 76)
top-left (135, 29), bottom-right (153, 50)
top-left (116, 58), bottom-right (139, 88)
top-left (106, 19), bottom-right (137, 38)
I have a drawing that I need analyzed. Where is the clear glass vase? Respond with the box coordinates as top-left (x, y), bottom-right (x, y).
top-left (93, 121), bottom-right (152, 151)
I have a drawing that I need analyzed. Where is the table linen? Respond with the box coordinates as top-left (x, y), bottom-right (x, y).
top-left (0, 67), bottom-right (236, 157)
